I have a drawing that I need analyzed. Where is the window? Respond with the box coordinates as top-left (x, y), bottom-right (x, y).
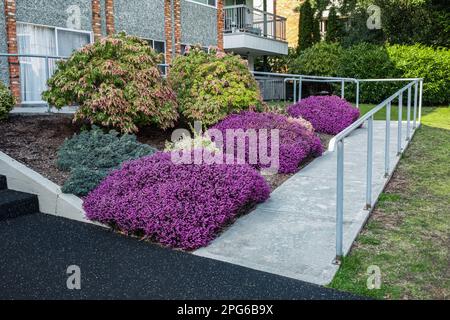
top-left (142, 38), bottom-right (166, 74)
top-left (187, 0), bottom-right (217, 8)
top-left (17, 22), bottom-right (92, 103)
top-left (180, 44), bottom-right (209, 56)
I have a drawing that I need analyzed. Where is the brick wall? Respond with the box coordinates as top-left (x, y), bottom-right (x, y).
top-left (105, 0), bottom-right (114, 35)
top-left (164, 0), bottom-right (181, 65)
top-left (217, 0), bottom-right (223, 51)
top-left (92, 0), bottom-right (102, 40)
top-left (4, 0), bottom-right (20, 101)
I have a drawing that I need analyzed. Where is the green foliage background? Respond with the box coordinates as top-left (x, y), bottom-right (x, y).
top-left (0, 82), bottom-right (15, 121)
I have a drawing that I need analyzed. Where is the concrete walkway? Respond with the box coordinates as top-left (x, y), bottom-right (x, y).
top-left (195, 121), bottom-right (410, 285)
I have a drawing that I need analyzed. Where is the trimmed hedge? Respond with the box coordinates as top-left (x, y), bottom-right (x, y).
top-left (58, 127), bottom-right (155, 196)
top-left (0, 82), bottom-right (15, 121)
top-left (290, 42), bottom-right (343, 77)
top-left (84, 152), bottom-right (270, 250)
top-left (288, 42), bottom-right (450, 105)
top-left (287, 96), bottom-right (360, 135)
top-left (211, 111), bottom-right (323, 173)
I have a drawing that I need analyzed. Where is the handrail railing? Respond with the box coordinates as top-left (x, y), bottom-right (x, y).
top-left (329, 77), bottom-right (423, 263)
top-left (224, 5), bottom-right (287, 41)
top-left (252, 71), bottom-right (424, 264)
top-left (252, 71), bottom-right (358, 103)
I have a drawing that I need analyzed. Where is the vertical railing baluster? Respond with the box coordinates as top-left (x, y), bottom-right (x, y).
top-left (335, 139), bottom-right (344, 263)
top-left (397, 93), bottom-right (402, 156)
top-left (293, 79), bottom-right (297, 103)
top-left (298, 76), bottom-right (302, 102)
top-left (385, 101), bottom-right (391, 177)
top-left (407, 86), bottom-right (411, 140)
top-left (418, 79), bottom-right (423, 126)
top-left (365, 116), bottom-right (373, 210)
top-left (356, 80), bottom-right (360, 109)
top-left (413, 81), bottom-right (418, 129)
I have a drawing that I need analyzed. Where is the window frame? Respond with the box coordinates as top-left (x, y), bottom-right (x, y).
top-left (16, 21), bottom-right (94, 104)
top-left (16, 21), bottom-right (94, 57)
top-left (185, 0), bottom-right (218, 9)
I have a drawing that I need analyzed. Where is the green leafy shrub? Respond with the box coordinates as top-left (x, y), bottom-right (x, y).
top-left (289, 42), bottom-right (344, 77)
top-left (386, 44), bottom-right (450, 105)
top-left (168, 47), bottom-right (263, 126)
top-left (288, 42), bottom-right (449, 105)
top-left (0, 82), bottom-right (15, 121)
top-left (338, 43), bottom-right (403, 103)
top-left (43, 33), bottom-right (178, 133)
top-left (58, 126), bottom-right (155, 196)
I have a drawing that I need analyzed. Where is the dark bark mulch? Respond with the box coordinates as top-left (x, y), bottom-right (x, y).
top-left (0, 114), bottom-right (332, 192)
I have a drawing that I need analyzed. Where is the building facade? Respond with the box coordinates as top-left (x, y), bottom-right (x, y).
top-left (1, 0), bottom-right (288, 105)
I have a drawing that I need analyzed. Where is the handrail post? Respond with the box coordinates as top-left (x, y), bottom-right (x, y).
top-left (418, 79), bottom-right (423, 127)
top-left (341, 80), bottom-right (345, 99)
top-left (356, 80), bottom-right (360, 109)
top-left (293, 79), bottom-right (297, 103)
top-left (365, 116), bottom-right (373, 210)
top-left (385, 101), bottom-right (391, 178)
top-left (334, 139), bottom-right (344, 264)
top-left (298, 76), bottom-right (302, 102)
top-left (413, 81), bottom-right (418, 129)
top-left (407, 86), bottom-right (411, 140)
top-left (45, 56), bottom-right (50, 112)
top-left (397, 93), bottom-right (403, 156)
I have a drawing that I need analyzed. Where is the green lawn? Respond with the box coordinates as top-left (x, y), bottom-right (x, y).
top-left (329, 106), bottom-right (450, 299)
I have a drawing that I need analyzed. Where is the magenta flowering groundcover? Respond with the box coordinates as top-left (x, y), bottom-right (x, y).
top-left (212, 111), bottom-right (323, 173)
top-left (83, 152), bottom-right (270, 250)
top-left (287, 95), bottom-right (360, 135)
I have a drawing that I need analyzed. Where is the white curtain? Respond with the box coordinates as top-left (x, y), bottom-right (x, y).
top-left (17, 23), bottom-right (57, 102)
top-left (57, 29), bottom-right (90, 57)
top-left (17, 23), bottom-right (90, 103)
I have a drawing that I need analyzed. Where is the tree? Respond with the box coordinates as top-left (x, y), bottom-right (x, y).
top-left (326, 6), bottom-right (344, 42)
top-left (298, 0), bottom-right (316, 51)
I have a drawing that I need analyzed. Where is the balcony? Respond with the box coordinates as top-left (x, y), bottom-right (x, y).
top-left (223, 5), bottom-right (288, 57)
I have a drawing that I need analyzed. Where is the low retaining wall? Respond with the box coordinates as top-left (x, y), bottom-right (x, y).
top-left (0, 151), bottom-right (104, 227)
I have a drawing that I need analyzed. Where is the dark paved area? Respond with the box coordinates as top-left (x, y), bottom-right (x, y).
top-left (0, 213), bottom-right (360, 300)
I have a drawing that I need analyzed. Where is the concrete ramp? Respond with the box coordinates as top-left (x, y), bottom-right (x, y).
top-left (194, 121), bottom-right (409, 285)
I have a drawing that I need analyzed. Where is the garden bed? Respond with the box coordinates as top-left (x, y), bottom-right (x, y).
top-left (0, 114), bottom-right (332, 192)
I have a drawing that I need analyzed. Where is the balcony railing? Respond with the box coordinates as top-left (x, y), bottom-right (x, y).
top-left (224, 5), bottom-right (287, 42)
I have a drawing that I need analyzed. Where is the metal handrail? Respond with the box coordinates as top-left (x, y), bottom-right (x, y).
top-left (330, 77), bottom-right (423, 263)
top-left (252, 71), bottom-right (358, 103)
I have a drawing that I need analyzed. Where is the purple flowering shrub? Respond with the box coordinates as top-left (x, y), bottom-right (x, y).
top-left (211, 111), bottom-right (323, 174)
top-left (287, 95), bottom-right (360, 135)
top-left (83, 152), bottom-right (270, 250)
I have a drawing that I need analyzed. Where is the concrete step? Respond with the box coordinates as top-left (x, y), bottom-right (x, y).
top-left (0, 175), bottom-right (7, 190)
top-left (0, 189), bottom-right (39, 221)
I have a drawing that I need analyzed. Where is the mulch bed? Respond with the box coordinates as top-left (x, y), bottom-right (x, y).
top-left (0, 114), bottom-right (331, 192)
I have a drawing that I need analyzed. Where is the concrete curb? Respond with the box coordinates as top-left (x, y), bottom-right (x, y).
top-left (0, 151), bottom-right (105, 227)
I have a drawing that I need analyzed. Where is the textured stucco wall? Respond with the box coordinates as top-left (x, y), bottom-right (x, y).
top-left (15, 0), bottom-right (92, 31)
top-left (0, 0), bottom-right (9, 87)
top-left (181, 0), bottom-right (217, 47)
top-left (114, 0), bottom-right (165, 41)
